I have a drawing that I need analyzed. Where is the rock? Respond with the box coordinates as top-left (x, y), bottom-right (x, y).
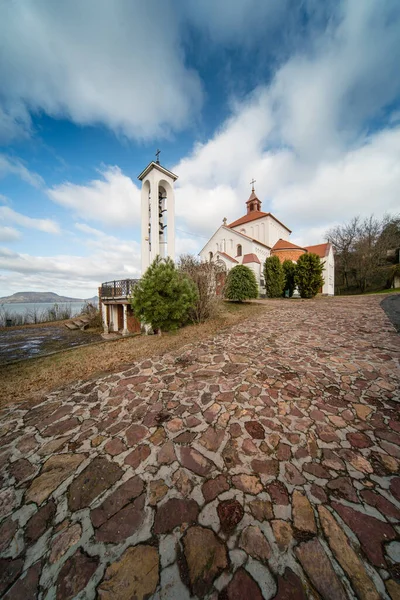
top-left (26, 454), bottom-right (85, 505)
top-left (232, 474), bottom-right (262, 495)
top-left (230, 423), bottom-right (242, 437)
top-left (91, 435), bottom-right (106, 448)
top-left (242, 438), bottom-right (258, 455)
top-left (56, 549), bottom-right (98, 600)
top-left (3, 561), bottom-right (41, 600)
top-left (179, 446), bottom-right (214, 476)
top-left (173, 431), bottom-right (197, 444)
top-left (98, 545), bottom-right (159, 599)
top-left (124, 444), bottom-right (151, 468)
top-left (348, 454), bottom-right (373, 474)
top-left (327, 477), bottom-right (359, 503)
top-left (222, 440), bottom-right (242, 468)
top-left (198, 427), bottom-right (225, 452)
top-left (239, 525), bottom-right (271, 562)
top-left (248, 499), bottom-right (273, 522)
top-left (68, 457), bottom-right (123, 511)
top-left (149, 427), bottom-right (166, 446)
top-left (95, 495), bottom-right (145, 543)
top-left (267, 481), bottom-right (289, 505)
top-left (273, 568), bottom-right (307, 600)
top-left (220, 568), bottom-right (263, 600)
top-left (42, 417), bottom-right (79, 437)
top-left (91, 475), bottom-right (144, 527)
top-left (272, 520), bottom-right (293, 551)
top-left (10, 458), bottom-right (36, 484)
top-left (149, 479), bottom-right (168, 506)
top-left (16, 435), bottom-right (38, 454)
top-left (360, 490), bottom-right (400, 520)
top-left (346, 432), bottom-right (372, 449)
top-left (284, 463), bottom-right (306, 485)
top-left (277, 443), bottom-right (291, 461)
top-left (104, 438), bottom-right (126, 456)
top-left (154, 498), bottom-right (199, 534)
top-left (182, 525), bottom-right (228, 597)
top-left (303, 463), bottom-right (330, 479)
top-left (354, 404), bottom-right (373, 421)
top-left (0, 488), bottom-right (17, 518)
top-left (386, 579), bottom-right (400, 600)
top-left (295, 538), bottom-right (347, 600)
top-left (292, 491), bottom-right (316, 536)
top-left (390, 477), bottom-right (400, 502)
top-left (172, 468), bottom-right (194, 497)
top-left (0, 558), bottom-right (24, 596)
top-left (0, 516), bottom-right (17, 553)
top-left (125, 424), bottom-right (148, 446)
top-left (318, 506), bottom-right (380, 600)
top-left (202, 475), bottom-right (229, 503)
top-left (332, 501), bottom-right (396, 567)
top-left (251, 459), bottom-right (278, 477)
top-left (25, 500), bottom-right (56, 544)
top-left (37, 436), bottom-right (71, 456)
top-left (158, 441), bottom-right (177, 465)
top-left (217, 499), bottom-right (244, 532)
top-left (166, 417), bottom-right (184, 432)
top-left (50, 523), bottom-right (82, 564)
top-left (244, 421), bottom-right (265, 439)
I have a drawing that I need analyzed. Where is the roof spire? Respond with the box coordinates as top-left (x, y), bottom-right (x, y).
top-left (155, 149), bottom-right (161, 164)
top-left (250, 178), bottom-right (256, 192)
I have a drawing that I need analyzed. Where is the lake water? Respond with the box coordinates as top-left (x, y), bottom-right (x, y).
top-left (0, 302), bottom-right (86, 319)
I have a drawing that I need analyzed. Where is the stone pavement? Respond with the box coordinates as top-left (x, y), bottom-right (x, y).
top-left (0, 295), bottom-right (399, 600)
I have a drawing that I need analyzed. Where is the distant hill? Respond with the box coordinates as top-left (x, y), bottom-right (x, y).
top-left (0, 291), bottom-right (98, 304)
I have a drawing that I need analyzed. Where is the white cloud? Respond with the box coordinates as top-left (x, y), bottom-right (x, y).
top-left (0, 226), bottom-right (21, 243)
top-left (0, 206), bottom-right (60, 234)
top-left (0, 1), bottom-right (202, 141)
top-left (48, 167), bottom-right (141, 228)
top-left (0, 155), bottom-right (44, 188)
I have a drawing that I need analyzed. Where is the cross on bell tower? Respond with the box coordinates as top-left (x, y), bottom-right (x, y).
top-left (138, 154), bottom-right (178, 273)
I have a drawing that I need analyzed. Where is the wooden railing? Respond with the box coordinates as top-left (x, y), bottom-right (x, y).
top-left (100, 279), bottom-right (140, 299)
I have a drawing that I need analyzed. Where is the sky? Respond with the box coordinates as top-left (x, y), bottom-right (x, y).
top-left (0, 0), bottom-right (400, 298)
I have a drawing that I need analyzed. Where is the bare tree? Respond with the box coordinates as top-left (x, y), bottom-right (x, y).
top-left (177, 254), bottom-right (220, 323)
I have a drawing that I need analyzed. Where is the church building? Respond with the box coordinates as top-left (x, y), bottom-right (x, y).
top-left (199, 183), bottom-right (335, 296)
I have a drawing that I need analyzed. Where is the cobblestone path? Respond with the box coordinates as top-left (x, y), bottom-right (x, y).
top-left (1, 296), bottom-right (399, 600)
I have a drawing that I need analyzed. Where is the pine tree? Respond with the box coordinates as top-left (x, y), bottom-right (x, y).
top-left (224, 265), bottom-right (259, 302)
top-left (264, 255), bottom-right (285, 297)
top-left (295, 253), bottom-right (325, 298)
top-left (130, 256), bottom-right (198, 333)
top-left (282, 259), bottom-right (297, 297)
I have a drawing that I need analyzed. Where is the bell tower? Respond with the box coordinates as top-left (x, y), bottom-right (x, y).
top-left (138, 151), bottom-right (178, 274)
top-left (246, 178), bottom-right (261, 213)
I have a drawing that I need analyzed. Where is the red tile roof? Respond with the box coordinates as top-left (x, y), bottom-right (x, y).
top-left (271, 239), bottom-right (306, 251)
top-left (304, 243), bottom-right (331, 258)
top-left (242, 253), bottom-right (261, 265)
top-left (217, 251), bottom-right (238, 263)
top-left (228, 211), bottom-right (291, 232)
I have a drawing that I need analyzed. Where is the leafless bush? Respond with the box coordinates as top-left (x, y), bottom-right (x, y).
top-left (178, 254), bottom-right (220, 323)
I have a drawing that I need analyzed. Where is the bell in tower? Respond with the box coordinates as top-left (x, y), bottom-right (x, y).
top-left (138, 151), bottom-right (178, 273)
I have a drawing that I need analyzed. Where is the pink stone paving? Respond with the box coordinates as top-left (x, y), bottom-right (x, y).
top-left (0, 295), bottom-right (399, 599)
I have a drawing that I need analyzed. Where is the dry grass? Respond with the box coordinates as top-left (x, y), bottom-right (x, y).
top-left (0, 301), bottom-right (267, 410)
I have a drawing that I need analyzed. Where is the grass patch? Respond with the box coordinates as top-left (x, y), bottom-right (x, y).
top-left (362, 288), bottom-right (400, 295)
top-left (0, 301), bottom-right (267, 410)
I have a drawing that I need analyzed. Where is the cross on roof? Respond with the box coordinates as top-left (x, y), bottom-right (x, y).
top-left (250, 178), bottom-right (256, 191)
top-left (155, 149), bottom-right (161, 164)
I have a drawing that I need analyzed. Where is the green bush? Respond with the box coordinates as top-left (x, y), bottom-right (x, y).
top-left (130, 256), bottom-right (198, 333)
top-left (295, 253), bottom-right (324, 298)
top-left (224, 265), bottom-right (258, 302)
top-left (264, 255), bottom-right (285, 297)
top-left (282, 260), bottom-right (297, 297)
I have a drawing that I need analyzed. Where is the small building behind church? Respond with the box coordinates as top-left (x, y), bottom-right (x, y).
top-left (199, 186), bottom-right (334, 296)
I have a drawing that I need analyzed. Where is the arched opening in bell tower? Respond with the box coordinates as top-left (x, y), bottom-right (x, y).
top-left (158, 185), bottom-right (167, 258)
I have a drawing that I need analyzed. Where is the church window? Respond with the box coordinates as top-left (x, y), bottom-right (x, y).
top-left (237, 244), bottom-right (242, 257)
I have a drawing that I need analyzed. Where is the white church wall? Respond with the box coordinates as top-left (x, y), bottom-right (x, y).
top-left (322, 246), bottom-right (335, 295)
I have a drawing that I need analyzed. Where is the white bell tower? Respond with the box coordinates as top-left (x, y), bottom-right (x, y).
top-left (138, 151), bottom-right (178, 274)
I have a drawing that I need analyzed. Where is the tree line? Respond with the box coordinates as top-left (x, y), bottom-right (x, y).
top-left (326, 214), bottom-right (400, 294)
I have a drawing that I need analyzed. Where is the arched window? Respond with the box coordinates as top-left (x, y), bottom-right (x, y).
top-left (237, 244), bottom-right (242, 257)
top-left (209, 251), bottom-right (213, 261)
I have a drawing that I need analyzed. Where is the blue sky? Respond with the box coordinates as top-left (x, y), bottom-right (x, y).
top-left (1, 0), bottom-right (400, 297)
